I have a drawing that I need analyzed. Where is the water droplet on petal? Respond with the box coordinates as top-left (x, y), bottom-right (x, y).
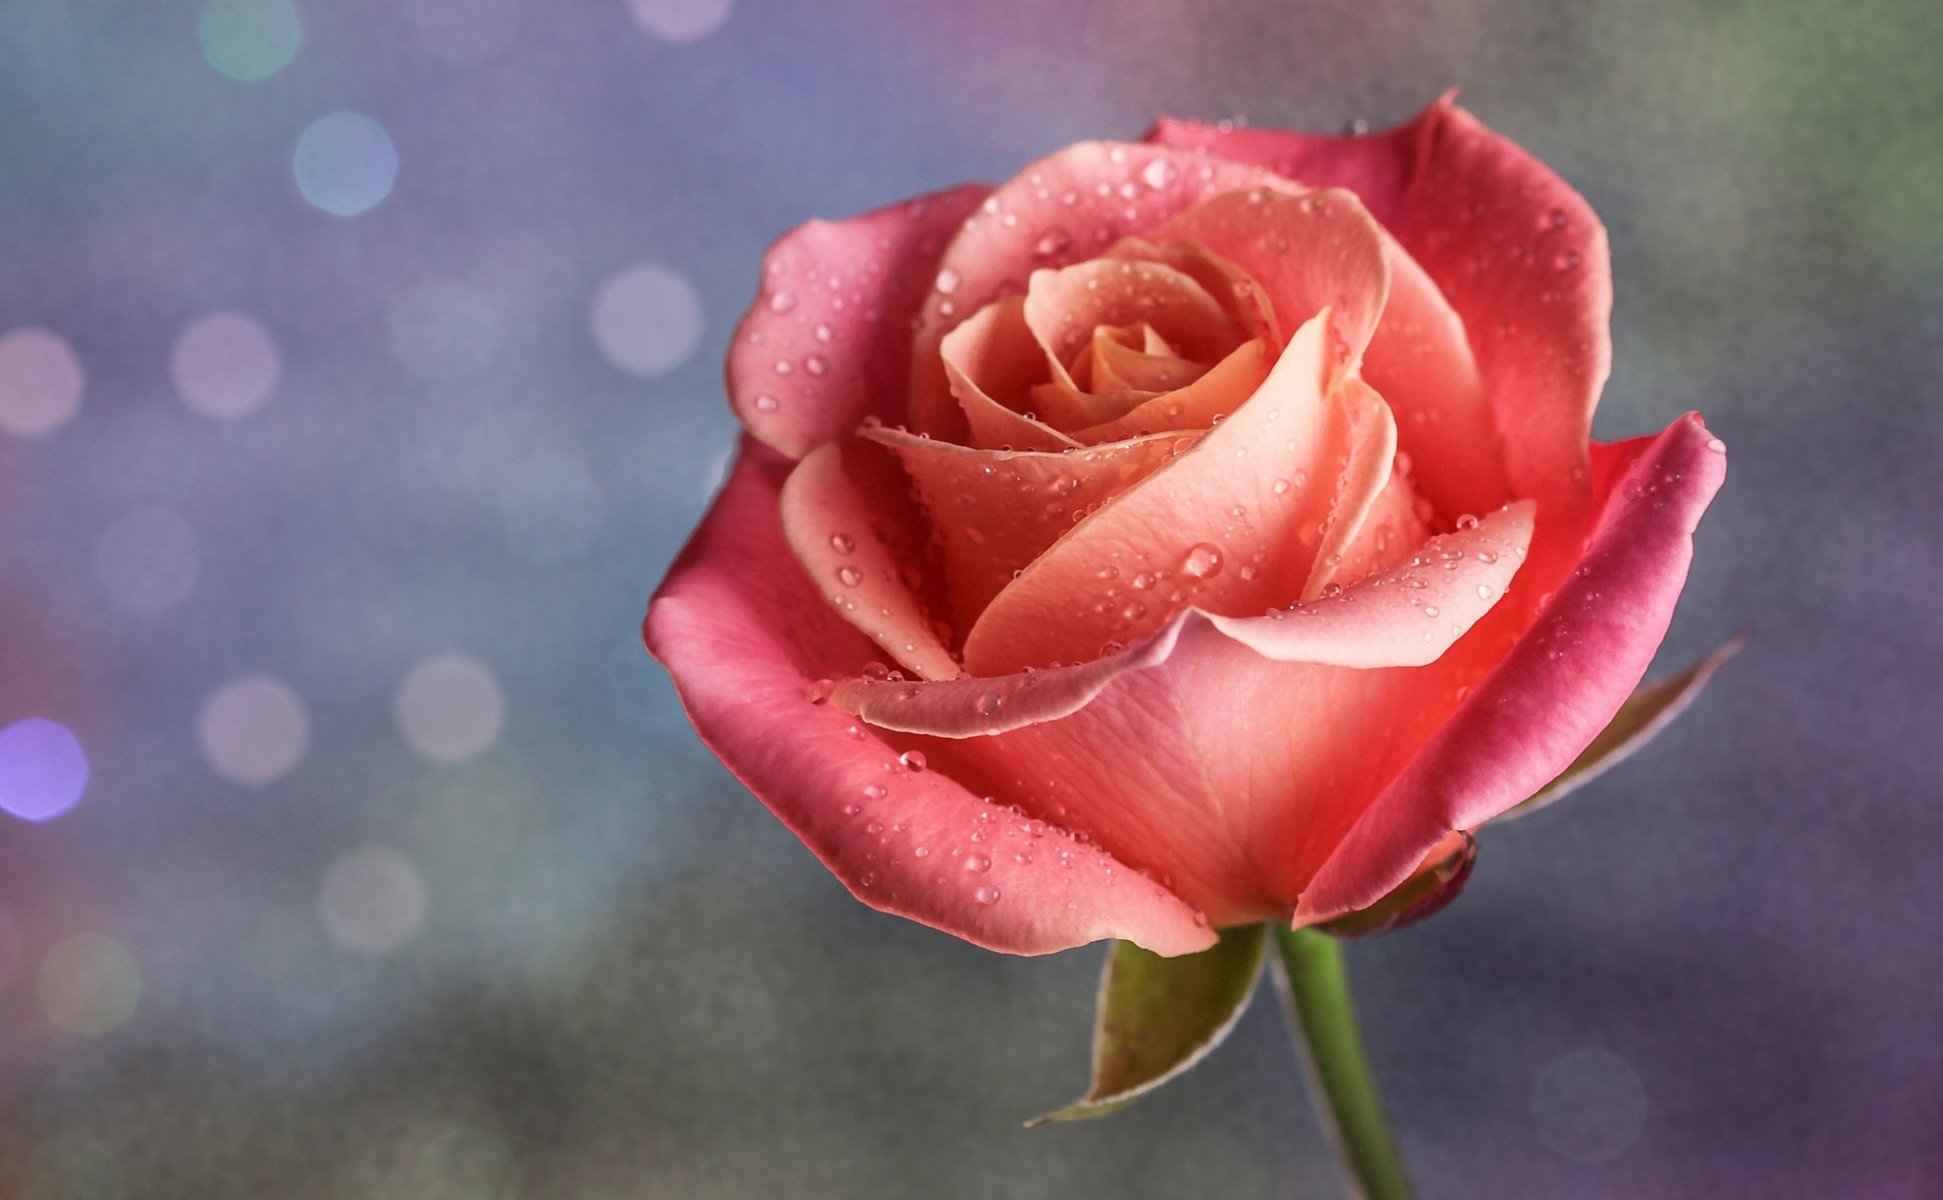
top-left (835, 565), bottom-right (863, 587)
top-left (1455, 513), bottom-right (1480, 530)
top-left (898, 750), bottom-right (927, 773)
top-left (767, 291), bottom-right (797, 314)
top-left (934, 268), bottom-right (962, 295)
top-left (976, 692), bottom-right (1003, 717)
top-left (1181, 543), bottom-right (1224, 580)
top-left (1476, 583), bottom-right (1494, 600)
top-left (829, 532), bottom-right (856, 554)
top-left (1033, 228), bottom-right (1072, 258)
top-left (974, 884), bottom-right (1002, 905)
top-left (963, 852), bottom-right (991, 873)
top-left (752, 394), bottom-right (780, 413)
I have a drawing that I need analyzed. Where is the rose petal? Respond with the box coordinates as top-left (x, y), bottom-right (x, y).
top-left (909, 143), bottom-right (1284, 440)
top-left (940, 296), bottom-right (1080, 452)
top-left (861, 424), bottom-right (1191, 633)
top-left (1299, 378), bottom-right (1399, 602)
top-left (1291, 414), bottom-right (1727, 925)
top-left (1023, 258), bottom-right (1242, 388)
top-left (1151, 97), bottom-right (1609, 523)
top-left (1105, 237), bottom-right (1281, 345)
top-left (779, 441), bottom-right (960, 680)
top-left (961, 313), bottom-right (1390, 676)
top-left (1071, 339), bottom-right (1275, 444)
top-left (1498, 631), bottom-right (1749, 821)
top-left (1144, 187), bottom-right (1389, 378)
top-left (840, 504), bottom-right (1534, 923)
top-left (646, 439), bottom-right (1217, 957)
top-left (732, 184), bottom-right (990, 458)
top-left (837, 502), bottom-right (1533, 736)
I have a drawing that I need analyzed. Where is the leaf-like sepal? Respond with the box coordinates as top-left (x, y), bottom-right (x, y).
top-left (1029, 923), bottom-right (1267, 1126)
top-left (1498, 632), bottom-right (1749, 823)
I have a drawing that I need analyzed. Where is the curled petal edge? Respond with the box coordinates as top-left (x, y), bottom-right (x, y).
top-left (831, 502), bottom-right (1535, 738)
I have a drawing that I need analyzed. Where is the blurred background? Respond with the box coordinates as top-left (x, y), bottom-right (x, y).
top-left (1, 0), bottom-right (1937, 1196)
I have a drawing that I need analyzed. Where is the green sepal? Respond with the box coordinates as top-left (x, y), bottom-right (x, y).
top-left (1028, 923), bottom-right (1268, 1126)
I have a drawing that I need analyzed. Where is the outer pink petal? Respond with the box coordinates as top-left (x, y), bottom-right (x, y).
top-left (850, 505), bottom-right (1534, 923)
top-left (645, 438), bottom-right (1217, 956)
top-left (1151, 98), bottom-right (1609, 522)
top-left (909, 143), bottom-right (1284, 441)
top-left (1292, 414), bottom-right (1727, 925)
top-left (731, 185), bottom-right (990, 458)
top-left (779, 442), bottom-right (960, 681)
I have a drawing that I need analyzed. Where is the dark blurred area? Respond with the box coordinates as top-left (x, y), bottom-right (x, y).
top-left (0, 0), bottom-right (1937, 1196)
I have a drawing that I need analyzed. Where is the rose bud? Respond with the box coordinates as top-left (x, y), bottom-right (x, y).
top-left (645, 94), bottom-right (1730, 964)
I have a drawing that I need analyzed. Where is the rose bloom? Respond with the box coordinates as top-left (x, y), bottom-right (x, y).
top-left (647, 97), bottom-right (1725, 957)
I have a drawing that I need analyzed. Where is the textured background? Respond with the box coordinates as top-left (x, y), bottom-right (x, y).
top-left (1, 0), bottom-right (1938, 1196)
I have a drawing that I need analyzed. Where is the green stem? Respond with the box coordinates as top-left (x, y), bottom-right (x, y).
top-left (1271, 925), bottom-right (1415, 1200)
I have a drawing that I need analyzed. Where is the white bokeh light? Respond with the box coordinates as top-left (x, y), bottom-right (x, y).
top-left (0, 326), bottom-right (84, 439)
top-left (197, 674), bottom-right (310, 786)
top-left (395, 654), bottom-right (505, 763)
top-left (293, 111), bottom-right (399, 217)
top-left (171, 311), bottom-right (281, 419)
top-left (497, 451), bottom-right (605, 563)
top-left (1532, 1047), bottom-right (1648, 1162)
top-left (318, 844), bottom-right (429, 955)
top-left (626, 0), bottom-right (734, 43)
top-left (590, 262), bottom-right (703, 378)
top-left (94, 505), bottom-right (199, 615)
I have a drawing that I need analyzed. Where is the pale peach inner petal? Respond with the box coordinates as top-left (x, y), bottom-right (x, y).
top-left (1144, 187), bottom-right (1391, 382)
top-left (960, 312), bottom-right (1387, 676)
top-left (779, 443), bottom-right (960, 680)
top-left (938, 296), bottom-right (1077, 452)
top-left (1023, 258), bottom-right (1242, 389)
top-left (862, 425), bottom-right (1193, 635)
top-left (1072, 339), bottom-right (1275, 445)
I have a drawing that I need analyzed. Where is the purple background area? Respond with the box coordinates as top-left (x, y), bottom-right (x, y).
top-left (1, 0), bottom-right (1938, 1196)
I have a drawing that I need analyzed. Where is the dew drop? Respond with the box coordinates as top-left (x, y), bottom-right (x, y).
top-left (1455, 513), bottom-right (1480, 530)
top-left (835, 565), bottom-right (863, 587)
top-left (974, 884), bottom-right (1002, 906)
top-left (863, 783), bottom-right (888, 801)
top-left (976, 692), bottom-right (1003, 717)
top-left (1033, 228), bottom-right (1072, 259)
top-left (767, 291), bottom-right (797, 314)
top-left (934, 268), bottom-right (962, 295)
top-left (898, 750), bottom-right (927, 773)
top-left (1181, 543), bottom-right (1224, 579)
top-left (805, 354), bottom-right (829, 376)
top-left (963, 852), bottom-right (992, 873)
top-left (829, 532), bottom-right (856, 554)
top-left (1272, 478), bottom-right (1291, 496)
top-left (1139, 158), bottom-right (1178, 190)
top-left (752, 394), bottom-right (780, 413)
top-left (1476, 583), bottom-right (1495, 600)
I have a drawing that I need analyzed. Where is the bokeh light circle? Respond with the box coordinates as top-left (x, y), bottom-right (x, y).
top-left (293, 112), bottom-right (399, 217)
top-left (0, 326), bottom-right (84, 439)
top-left (395, 654), bottom-right (505, 763)
top-left (171, 311), bottom-right (281, 419)
top-left (38, 934), bottom-right (140, 1036)
top-left (1532, 1047), bottom-right (1649, 1162)
top-left (0, 718), bottom-right (89, 823)
top-left (318, 845), bottom-right (429, 955)
top-left (626, 0), bottom-right (735, 43)
top-left (498, 451), bottom-right (605, 562)
top-left (197, 674), bottom-right (311, 786)
top-left (197, 0), bottom-right (302, 82)
top-left (94, 505), bottom-right (200, 615)
top-left (590, 262), bottom-right (703, 377)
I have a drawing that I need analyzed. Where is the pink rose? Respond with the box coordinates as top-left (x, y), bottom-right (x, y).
top-left (646, 96), bottom-right (1726, 957)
